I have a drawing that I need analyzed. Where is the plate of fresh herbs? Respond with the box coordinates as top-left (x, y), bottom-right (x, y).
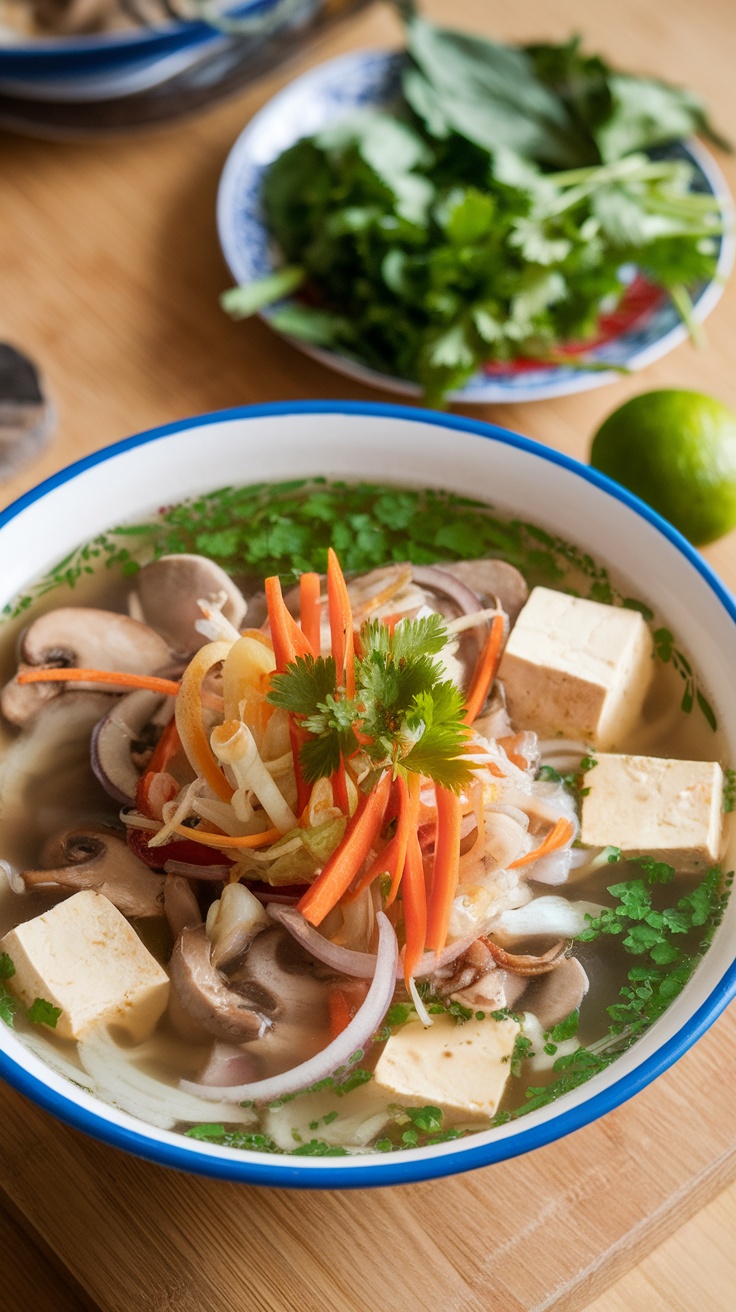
top-left (217, 7), bottom-right (733, 406)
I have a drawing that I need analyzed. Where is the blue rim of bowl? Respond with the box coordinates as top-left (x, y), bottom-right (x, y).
top-left (0, 0), bottom-right (279, 66)
top-left (216, 47), bottom-right (735, 405)
top-left (1, 399), bottom-right (736, 1188)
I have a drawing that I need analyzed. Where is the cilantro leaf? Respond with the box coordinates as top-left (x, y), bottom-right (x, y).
top-left (26, 998), bottom-right (62, 1029)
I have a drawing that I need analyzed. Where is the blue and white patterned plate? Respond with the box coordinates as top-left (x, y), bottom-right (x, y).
top-left (217, 48), bottom-right (735, 405)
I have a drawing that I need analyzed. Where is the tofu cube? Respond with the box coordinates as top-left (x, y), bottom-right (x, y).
top-left (373, 1013), bottom-right (519, 1124)
top-left (580, 753), bottom-right (724, 872)
top-left (498, 587), bottom-right (654, 749)
top-left (0, 890), bottom-right (169, 1042)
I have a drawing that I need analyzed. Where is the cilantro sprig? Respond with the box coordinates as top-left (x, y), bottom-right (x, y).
top-left (268, 613), bottom-right (473, 792)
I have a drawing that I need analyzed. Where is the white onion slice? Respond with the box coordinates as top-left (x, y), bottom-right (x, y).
top-left (79, 1030), bottom-right (256, 1130)
top-left (1, 859), bottom-right (25, 895)
top-left (179, 912), bottom-right (399, 1104)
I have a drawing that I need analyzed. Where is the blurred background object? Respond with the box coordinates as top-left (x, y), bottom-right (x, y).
top-left (0, 344), bottom-right (53, 477)
top-left (0, 0), bottom-right (369, 133)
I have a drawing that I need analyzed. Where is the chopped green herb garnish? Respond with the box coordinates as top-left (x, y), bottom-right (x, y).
top-left (26, 998), bottom-right (62, 1029)
top-left (724, 768), bottom-right (736, 813)
top-left (404, 1105), bottom-right (443, 1132)
top-left (290, 1140), bottom-right (349, 1157)
top-left (0, 954), bottom-right (15, 980)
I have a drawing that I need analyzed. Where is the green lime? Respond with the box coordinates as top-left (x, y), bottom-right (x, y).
top-left (590, 389), bottom-right (736, 546)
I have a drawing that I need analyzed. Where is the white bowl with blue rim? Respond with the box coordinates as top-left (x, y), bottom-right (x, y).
top-left (0, 399), bottom-right (735, 1186)
top-left (0, 0), bottom-right (305, 93)
top-left (217, 48), bottom-right (735, 405)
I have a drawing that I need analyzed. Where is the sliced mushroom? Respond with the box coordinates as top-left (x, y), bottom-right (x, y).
top-left (1, 608), bottom-right (171, 727)
top-left (205, 882), bottom-right (270, 969)
top-left (90, 690), bottom-right (172, 805)
top-left (163, 874), bottom-right (202, 939)
top-left (21, 825), bottom-right (165, 919)
top-left (490, 897), bottom-right (606, 947)
top-left (437, 559), bottom-right (529, 626)
top-left (134, 555), bottom-right (247, 655)
top-left (169, 924), bottom-right (272, 1043)
top-left (523, 957), bottom-right (590, 1031)
top-left (170, 922), bottom-right (331, 1051)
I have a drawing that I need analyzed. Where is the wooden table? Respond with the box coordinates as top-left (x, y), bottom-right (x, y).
top-left (2, 1), bottom-right (736, 1308)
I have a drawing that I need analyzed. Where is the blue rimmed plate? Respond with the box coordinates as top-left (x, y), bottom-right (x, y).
top-left (217, 48), bottom-right (735, 405)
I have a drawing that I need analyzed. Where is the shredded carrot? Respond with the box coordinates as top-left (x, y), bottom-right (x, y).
top-left (463, 613), bottom-right (507, 724)
top-left (162, 823), bottom-right (281, 850)
top-left (344, 832), bottom-right (399, 903)
top-left (385, 772), bottom-right (421, 908)
top-left (425, 786), bottom-right (462, 952)
top-left (264, 575), bottom-right (313, 672)
top-left (402, 828), bottom-right (427, 987)
top-left (328, 981), bottom-right (369, 1038)
top-left (297, 770), bottom-right (392, 926)
top-left (328, 987), bottom-right (354, 1039)
top-left (175, 641), bottom-right (234, 803)
top-left (299, 572), bottom-right (322, 655)
top-left (508, 817), bottom-right (575, 869)
top-left (265, 575), bottom-right (315, 808)
top-left (331, 758), bottom-right (350, 814)
top-left (17, 668), bottom-right (181, 696)
top-left (136, 718), bottom-right (182, 818)
top-left (327, 547), bottom-right (355, 698)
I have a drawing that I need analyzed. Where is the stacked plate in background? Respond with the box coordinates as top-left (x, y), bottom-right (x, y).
top-left (0, 0), bottom-right (368, 134)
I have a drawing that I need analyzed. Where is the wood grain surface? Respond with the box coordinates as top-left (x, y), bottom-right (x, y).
top-left (2, 1), bottom-right (736, 1309)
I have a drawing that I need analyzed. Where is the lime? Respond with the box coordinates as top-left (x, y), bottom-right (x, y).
top-left (590, 389), bottom-right (736, 546)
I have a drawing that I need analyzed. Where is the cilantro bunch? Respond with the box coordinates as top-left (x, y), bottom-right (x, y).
top-left (267, 612), bottom-right (472, 791)
top-left (223, 12), bottom-right (728, 405)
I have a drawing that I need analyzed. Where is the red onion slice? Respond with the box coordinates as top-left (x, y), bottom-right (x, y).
top-left (410, 565), bottom-right (483, 617)
top-left (179, 912), bottom-right (399, 1105)
top-left (269, 904), bottom-right (490, 982)
top-left (164, 860), bottom-right (232, 881)
top-left (267, 904), bottom-right (378, 978)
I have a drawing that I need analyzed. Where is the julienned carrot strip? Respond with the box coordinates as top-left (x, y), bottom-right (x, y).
top-left (402, 828), bottom-right (427, 987)
top-left (332, 758), bottom-right (350, 814)
top-left (297, 770), bottom-right (392, 926)
top-left (463, 613), bottom-right (507, 725)
top-left (344, 832), bottom-right (400, 903)
top-left (176, 641), bottom-right (235, 803)
top-left (265, 575), bottom-right (314, 810)
top-left (17, 668), bottom-right (181, 696)
top-left (425, 786), bottom-right (462, 952)
top-left (327, 547), bottom-right (355, 698)
top-left (300, 572), bottom-right (322, 655)
top-left (328, 987), bottom-right (354, 1039)
top-left (509, 817), bottom-right (575, 869)
top-left (136, 718), bottom-right (182, 817)
top-left (385, 773), bottom-right (421, 908)
top-left (163, 823), bottom-right (281, 850)
top-left (264, 576), bottom-right (314, 672)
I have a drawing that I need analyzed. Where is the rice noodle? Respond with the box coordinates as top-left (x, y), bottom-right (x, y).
top-left (180, 912), bottom-right (399, 1104)
top-left (211, 720), bottom-right (296, 834)
top-left (194, 592), bottom-right (243, 644)
top-left (147, 778), bottom-right (205, 848)
top-left (120, 810), bottom-right (162, 833)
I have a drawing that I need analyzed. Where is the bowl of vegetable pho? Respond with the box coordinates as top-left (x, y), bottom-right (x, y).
top-left (0, 400), bottom-right (734, 1187)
